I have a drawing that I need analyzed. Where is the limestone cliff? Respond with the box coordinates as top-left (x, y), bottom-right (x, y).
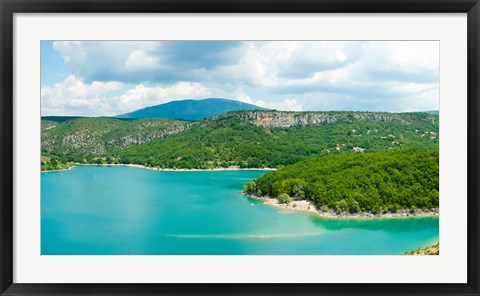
top-left (229, 110), bottom-right (423, 128)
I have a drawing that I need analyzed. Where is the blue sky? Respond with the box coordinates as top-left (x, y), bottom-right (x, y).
top-left (41, 41), bottom-right (439, 116)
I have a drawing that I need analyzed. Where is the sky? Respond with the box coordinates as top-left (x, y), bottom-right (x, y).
top-left (41, 41), bottom-right (439, 117)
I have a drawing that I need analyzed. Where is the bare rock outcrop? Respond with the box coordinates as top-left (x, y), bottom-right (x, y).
top-left (234, 111), bottom-right (396, 128)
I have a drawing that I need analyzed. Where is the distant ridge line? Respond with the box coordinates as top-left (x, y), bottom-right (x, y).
top-left (115, 98), bottom-right (269, 121)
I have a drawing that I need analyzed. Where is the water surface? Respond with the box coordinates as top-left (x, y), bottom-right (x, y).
top-left (41, 165), bottom-right (439, 255)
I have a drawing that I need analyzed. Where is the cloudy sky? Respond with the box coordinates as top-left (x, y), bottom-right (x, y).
top-left (41, 41), bottom-right (439, 116)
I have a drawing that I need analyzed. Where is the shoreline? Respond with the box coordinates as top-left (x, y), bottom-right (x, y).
top-left (404, 242), bottom-right (439, 255)
top-left (41, 165), bottom-right (75, 173)
top-left (244, 194), bottom-right (439, 220)
top-left (42, 163), bottom-right (276, 172)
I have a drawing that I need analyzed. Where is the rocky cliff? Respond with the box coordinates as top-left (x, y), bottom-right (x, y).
top-left (228, 110), bottom-right (430, 128)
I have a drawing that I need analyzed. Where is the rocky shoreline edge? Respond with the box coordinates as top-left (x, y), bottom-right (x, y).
top-left (244, 194), bottom-right (439, 220)
top-left (404, 242), bottom-right (439, 255)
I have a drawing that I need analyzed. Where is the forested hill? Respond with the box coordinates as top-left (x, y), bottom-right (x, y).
top-left (116, 98), bottom-right (268, 120)
top-left (42, 117), bottom-right (189, 156)
top-left (244, 148), bottom-right (439, 213)
top-left (111, 110), bottom-right (438, 169)
top-left (41, 110), bottom-right (438, 170)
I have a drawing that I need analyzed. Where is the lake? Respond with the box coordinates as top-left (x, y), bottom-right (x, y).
top-left (41, 165), bottom-right (439, 255)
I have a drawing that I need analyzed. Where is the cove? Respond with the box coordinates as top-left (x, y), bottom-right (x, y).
top-left (41, 165), bottom-right (439, 255)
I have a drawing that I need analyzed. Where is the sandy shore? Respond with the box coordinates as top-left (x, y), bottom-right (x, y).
top-left (43, 163), bottom-right (276, 172)
top-left (245, 194), bottom-right (439, 220)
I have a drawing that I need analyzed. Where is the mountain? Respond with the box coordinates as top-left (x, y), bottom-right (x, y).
top-left (41, 110), bottom-right (439, 170)
top-left (42, 117), bottom-right (189, 158)
top-left (116, 98), bottom-right (268, 120)
top-left (112, 110), bottom-right (439, 169)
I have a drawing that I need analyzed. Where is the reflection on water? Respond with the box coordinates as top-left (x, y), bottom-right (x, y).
top-left (310, 215), bottom-right (439, 232)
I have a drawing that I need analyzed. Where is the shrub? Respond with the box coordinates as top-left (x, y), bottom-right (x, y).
top-left (335, 199), bottom-right (349, 213)
top-left (243, 181), bottom-right (257, 194)
top-left (389, 203), bottom-right (401, 213)
top-left (371, 205), bottom-right (382, 214)
top-left (292, 179), bottom-right (306, 198)
top-left (347, 198), bottom-right (360, 213)
top-left (278, 193), bottom-right (291, 204)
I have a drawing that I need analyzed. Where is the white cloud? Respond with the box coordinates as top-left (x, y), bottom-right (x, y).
top-left (42, 77), bottom-right (216, 116)
top-left (125, 49), bottom-right (160, 69)
top-left (53, 41), bottom-right (163, 82)
top-left (116, 82), bottom-right (212, 113)
top-left (216, 43), bottom-right (279, 87)
top-left (235, 93), bottom-right (302, 111)
top-left (213, 41), bottom-right (366, 89)
top-left (235, 93), bottom-right (257, 105)
top-left (395, 87), bottom-right (439, 112)
top-left (41, 75), bottom-right (123, 116)
top-left (267, 99), bottom-right (303, 111)
top-left (45, 41), bottom-right (439, 114)
top-left (383, 42), bottom-right (439, 72)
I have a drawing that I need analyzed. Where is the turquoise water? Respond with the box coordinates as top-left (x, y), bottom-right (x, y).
top-left (41, 165), bottom-right (439, 255)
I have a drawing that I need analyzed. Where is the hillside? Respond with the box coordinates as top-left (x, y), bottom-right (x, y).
top-left (116, 98), bottom-right (268, 120)
top-left (111, 110), bottom-right (439, 169)
top-left (41, 117), bottom-right (189, 169)
top-left (244, 148), bottom-right (439, 213)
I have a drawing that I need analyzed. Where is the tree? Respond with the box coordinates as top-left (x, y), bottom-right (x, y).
top-left (347, 198), bottom-right (360, 213)
top-left (335, 199), bottom-right (349, 213)
top-left (243, 181), bottom-right (257, 194)
top-left (50, 158), bottom-right (58, 167)
top-left (372, 205), bottom-right (382, 214)
top-left (278, 193), bottom-right (291, 204)
top-left (249, 148), bottom-right (438, 214)
top-left (292, 179), bottom-right (306, 198)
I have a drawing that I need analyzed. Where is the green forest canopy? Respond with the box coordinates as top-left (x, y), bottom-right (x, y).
top-left (243, 148), bottom-right (439, 213)
top-left (41, 111), bottom-right (439, 171)
top-left (111, 112), bottom-right (438, 169)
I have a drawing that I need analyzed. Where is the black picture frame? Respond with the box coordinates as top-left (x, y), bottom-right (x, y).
top-left (1, 0), bottom-right (479, 295)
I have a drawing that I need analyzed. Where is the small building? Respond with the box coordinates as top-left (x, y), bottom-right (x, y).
top-left (352, 147), bottom-right (365, 153)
